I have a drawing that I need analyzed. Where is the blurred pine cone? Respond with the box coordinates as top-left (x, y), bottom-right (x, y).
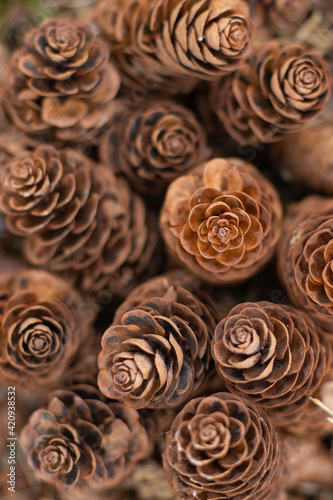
top-left (2, 18), bottom-right (121, 145)
top-left (208, 41), bottom-right (331, 146)
top-left (163, 392), bottom-right (282, 500)
top-left (98, 272), bottom-right (219, 409)
top-left (160, 157), bottom-right (282, 285)
top-left (251, 0), bottom-right (313, 36)
top-left (20, 384), bottom-right (150, 491)
top-left (0, 145), bottom-right (158, 294)
top-left (100, 99), bottom-right (210, 195)
top-left (212, 301), bottom-right (330, 426)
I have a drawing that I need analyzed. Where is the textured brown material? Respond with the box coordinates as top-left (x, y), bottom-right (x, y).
top-left (160, 157), bottom-right (282, 285)
top-left (212, 301), bottom-right (330, 426)
top-left (163, 392), bottom-right (282, 500)
top-left (2, 18), bottom-right (120, 145)
top-left (100, 99), bottom-right (210, 195)
top-left (20, 384), bottom-right (150, 491)
top-left (252, 0), bottom-right (313, 36)
top-left (208, 41), bottom-right (331, 146)
top-left (98, 272), bottom-right (218, 409)
top-left (0, 145), bottom-right (158, 294)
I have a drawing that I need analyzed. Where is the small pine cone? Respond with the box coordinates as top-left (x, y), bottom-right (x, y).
top-left (98, 272), bottom-right (219, 409)
top-left (260, 0), bottom-right (313, 35)
top-left (0, 145), bottom-right (158, 294)
top-left (212, 301), bottom-right (330, 426)
top-left (2, 18), bottom-right (120, 145)
top-left (163, 392), bottom-right (282, 500)
top-left (100, 99), bottom-right (210, 195)
top-left (160, 157), bottom-right (282, 285)
top-left (20, 384), bottom-right (150, 491)
top-left (208, 41), bottom-right (331, 146)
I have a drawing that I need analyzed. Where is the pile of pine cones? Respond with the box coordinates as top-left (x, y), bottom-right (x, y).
top-left (0, 1), bottom-right (333, 499)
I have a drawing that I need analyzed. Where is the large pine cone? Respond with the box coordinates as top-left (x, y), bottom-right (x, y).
top-left (211, 301), bottom-right (330, 426)
top-left (20, 384), bottom-right (150, 491)
top-left (208, 41), bottom-right (331, 146)
top-left (98, 272), bottom-right (219, 409)
top-left (163, 392), bottom-right (282, 500)
top-left (160, 158), bottom-right (282, 285)
top-left (100, 99), bottom-right (210, 195)
top-left (2, 18), bottom-right (121, 145)
top-left (0, 145), bottom-right (158, 294)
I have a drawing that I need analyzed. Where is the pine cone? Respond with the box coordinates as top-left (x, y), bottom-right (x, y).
top-left (160, 157), bottom-right (282, 285)
top-left (100, 98), bottom-right (210, 195)
top-left (98, 272), bottom-right (218, 409)
top-left (260, 0), bottom-right (313, 35)
top-left (20, 384), bottom-right (150, 491)
top-left (0, 145), bottom-right (158, 294)
top-left (2, 18), bottom-right (121, 145)
top-left (163, 392), bottom-right (282, 500)
top-left (208, 41), bottom-right (331, 146)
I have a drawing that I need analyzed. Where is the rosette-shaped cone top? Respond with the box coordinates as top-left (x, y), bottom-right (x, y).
top-left (2, 18), bottom-right (120, 145)
top-left (0, 145), bottom-right (158, 294)
top-left (160, 158), bottom-right (282, 285)
top-left (208, 41), bottom-right (331, 146)
top-left (20, 384), bottom-right (150, 491)
top-left (100, 99), bottom-right (210, 195)
top-left (212, 302), bottom-right (330, 426)
top-left (98, 272), bottom-right (219, 409)
top-left (0, 269), bottom-right (89, 389)
top-left (163, 392), bottom-right (282, 500)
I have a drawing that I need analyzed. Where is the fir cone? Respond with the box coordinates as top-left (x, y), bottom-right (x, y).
top-left (20, 384), bottom-right (150, 491)
top-left (160, 157), bottom-right (282, 285)
top-left (98, 272), bottom-right (219, 409)
top-left (208, 41), bottom-right (331, 146)
top-left (100, 99), bottom-right (210, 195)
top-left (163, 392), bottom-right (282, 500)
top-left (2, 18), bottom-right (121, 145)
top-left (0, 145), bottom-right (158, 294)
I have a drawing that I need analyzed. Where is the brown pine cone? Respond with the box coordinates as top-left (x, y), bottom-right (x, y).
top-left (2, 18), bottom-right (121, 145)
top-left (160, 157), bottom-right (282, 285)
top-left (163, 392), bottom-right (282, 500)
top-left (98, 272), bottom-right (219, 409)
top-left (0, 145), bottom-right (158, 294)
top-left (208, 41), bottom-right (331, 146)
top-left (20, 384), bottom-right (150, 491)
top-left (252, 0), bottom-right (313, 36)
top-left (100, 99), bottom-right (210, 195)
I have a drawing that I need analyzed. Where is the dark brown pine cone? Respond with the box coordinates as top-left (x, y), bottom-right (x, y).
top-left (163, 392), bottom-right (282, 500)
top-left (2, 18), bottom-right (120, 145)
top-left (100, 99), bottom-right (210, 195)
top-left (208, 41), bottom-right (331, 146)
top-left (20, 384), bottom-right (150, 491)
top-left (98, 272), bottom-right (219, 409)
top-left (160, 157), bottom-right (282, 285)
top-left (0, 145), bottom-right (158, 294)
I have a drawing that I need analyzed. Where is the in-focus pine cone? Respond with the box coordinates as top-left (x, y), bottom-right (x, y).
top-left (160, 158), bottom-right (282, 285)
top-left (163, 392), bottom-right (282, 500)
top-left (208, 41), bottom-right (331, 146)
top-left (0, 145), bottom-right (158, 294)
top-left (20, 384), bottom-right (150, 491)
top-left (98, 272), bottom-right (219, 408)
top-left (2, 18), bottom-right (121, 145)
top-left (212, 301), bottom-right (330, 426)
top-left (100, 99), bottom-right (210, 195)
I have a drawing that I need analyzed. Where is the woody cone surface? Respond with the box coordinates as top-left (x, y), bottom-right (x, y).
top-left (2, 18), bottom-right (120, 145)
top-left (253, 0), bottom-right (313, 36)
top-left (163, 392), bottom-right (281, 500)
top-left (160, 158), bottom-right (282, 285)
top-left (98, 272), bottom-right (218, 409)
top-left (0, 145), bottom-right (157, 294)
top-left (20, 384), bottom-right (150, 491)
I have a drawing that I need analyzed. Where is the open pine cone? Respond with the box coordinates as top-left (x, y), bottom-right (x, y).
top-left (98, 272), bottom-right (219, 409)
top-left (2, 18), bottom-right (120, 145)
top-left (160, 157), bottom-right (282, 285)
top-left (20, 384), bottom-right (150, 491)
top-left (0, 145), bottom-right (158, 294)
top-left (163, 392), bottom-right (282, 500)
